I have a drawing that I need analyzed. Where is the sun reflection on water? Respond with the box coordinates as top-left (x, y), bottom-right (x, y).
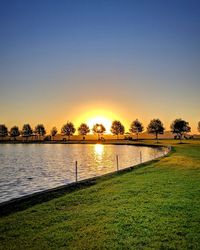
top-left (94, 144), bottom-right (104, 156)
top-left (94, 144), bottom-right (104, 169)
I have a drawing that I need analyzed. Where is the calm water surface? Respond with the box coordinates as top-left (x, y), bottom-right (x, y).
top-left (0, 144), bottom-right (167, 203)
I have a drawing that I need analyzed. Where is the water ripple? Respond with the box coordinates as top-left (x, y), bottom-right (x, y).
top-left (0, 144), bottom-right (166, 203)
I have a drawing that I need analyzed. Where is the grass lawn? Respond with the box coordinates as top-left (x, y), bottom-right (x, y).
top-left (0, 140), bottom-right (200, 249)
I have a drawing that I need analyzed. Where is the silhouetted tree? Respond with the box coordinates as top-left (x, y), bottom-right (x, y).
top-left (51, 127), bottom-right (58, 140)
top-left (170, 118), bottom-right (191, 143)
top-left (0, 124), bottom-right (8, 140)
top-left (198, 121), bottom-right (200, 133)
top-left (61, 122), bottom-right (76, 140)
top-left (35, 124), bottom-right (46, 140)
top-left (111, 120), bottom-right (125, 139)
top-left (147, 119), bottom-right (165, 142)
top-left (92, 123), bottom-right (106, 140)
top-left (21, 124), bottom-right (33, 141)
top-left (78, 123), bottom-right (90, 140)
top-left (9, 126), bottom-right (20, 140)
top-left (129, 119), bottom-right (144, 140)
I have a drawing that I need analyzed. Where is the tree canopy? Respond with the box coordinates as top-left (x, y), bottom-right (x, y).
top-left (92, 123), bottom-right (106, 140)
top-left (170, 118), bottom-right (191, 142)
top-left (0, 124), bottom-right (8, 138)
top-left (111, 120), bottom-right (125, 138)
top-left (21, 124), bottom-right (33, 139)
top-left (147, 119), bottom-right (165, 141)
top-left (129, 119), bottom-right (144, 140)
top-left (35, 124), bottom-right (46, 137)
top-left (51, 127), bottom-right (58, 137)
top-left (9, 126), bottom-right (20, 139)
top-left (78, 123), bottom-right (90, 137)
top-left (0, 118), bottom-right (198, 141)
top-left (61, 122), bottom-right (76, 139)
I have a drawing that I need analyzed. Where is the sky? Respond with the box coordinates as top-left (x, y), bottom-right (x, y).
top-left (0, 0), bottom-right (200, 133)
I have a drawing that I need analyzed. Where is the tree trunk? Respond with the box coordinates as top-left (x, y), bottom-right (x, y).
top-left (179, 133), bottom-right (182, 143)
top-left (156, 133), bottom-right (158, 143)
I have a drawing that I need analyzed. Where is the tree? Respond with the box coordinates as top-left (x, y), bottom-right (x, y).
top-left (147, 119), bottom-right (165, 142)
top-left (170, 118), bottom-right (191, 143)
top-left (0, 124), bottom-right (8, 140)
top-left (35, 124), bottom-right (46, 140)
top-left (78, 123), bottom-right (90, 140)
top-left (9, 126), bottom-right (20, 140)
top-left (129, 119), bottom-right (144, 140)
top-left (110, 120), bottom-right (125, 139)
top-left (51, 127), bottom-right (58, 140)
top-left (21, 124), bottom-right (33, 141)
top-left (61, 122), bottom-right (76, 140)
top-left (92, 123), bottom-right (106, 140)
top-left (198, 121), bottom-right (200, 133)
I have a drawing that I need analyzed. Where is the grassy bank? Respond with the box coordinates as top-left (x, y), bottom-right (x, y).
top-left (0, 140), bottom-right (200, 249)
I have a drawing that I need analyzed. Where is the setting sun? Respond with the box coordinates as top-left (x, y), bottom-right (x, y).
top-left (87, 116), bottom-right (112, 133)
top-left (75, 108), bottom-right (123, 134)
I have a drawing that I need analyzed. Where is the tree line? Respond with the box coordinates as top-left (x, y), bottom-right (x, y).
top-left (0, 119), bottom-right (199, 143)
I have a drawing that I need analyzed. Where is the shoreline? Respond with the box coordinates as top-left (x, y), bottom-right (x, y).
top-left (1, 141), bottom-right (199, 249)
top-left (0, 142), bottom-right (171, 216)
top-left (0, 139), bottom-right (172, 147)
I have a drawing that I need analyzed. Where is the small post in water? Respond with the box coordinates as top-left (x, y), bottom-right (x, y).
top-left (116, 155), bottom-right (119, 171)
top-left (140, 151), bottom-right (142, 163)
top-left (75, 160), bottom-right (78, 182)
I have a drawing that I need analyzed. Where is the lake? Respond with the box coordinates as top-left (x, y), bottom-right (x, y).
top-left (0, 144), bottom-right (167, 203)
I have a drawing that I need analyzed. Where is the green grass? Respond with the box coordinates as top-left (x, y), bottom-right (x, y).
top-left (0, 140), bottom-right (200, 249)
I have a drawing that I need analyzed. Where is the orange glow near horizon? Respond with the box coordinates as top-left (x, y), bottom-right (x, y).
top-left (87, 116), bottom-right (112, 133)
top-left (75, 109), bottom-right (123, 134)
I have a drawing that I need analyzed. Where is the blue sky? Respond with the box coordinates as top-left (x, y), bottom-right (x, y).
top-left (0, 0), bottom-right (199, 132)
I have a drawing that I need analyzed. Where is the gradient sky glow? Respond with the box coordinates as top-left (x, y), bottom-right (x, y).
top-left (0, 0), bottom-right (200, 133)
